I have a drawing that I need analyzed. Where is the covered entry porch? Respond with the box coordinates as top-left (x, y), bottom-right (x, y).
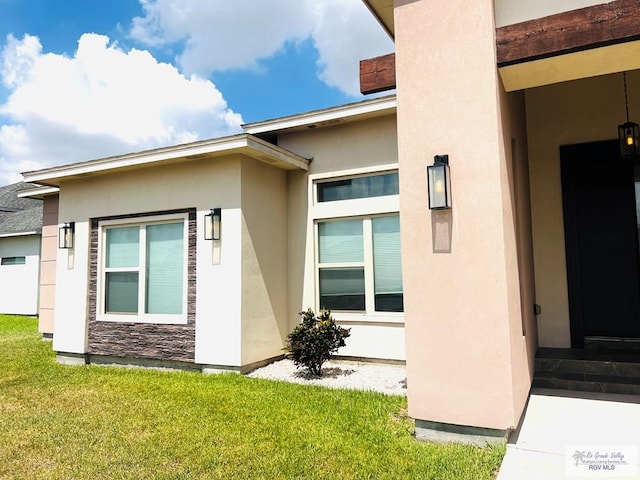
top-left (526, 70), bottom-right (640, 394)
top-left (528, 71), bottom-right (640, 353)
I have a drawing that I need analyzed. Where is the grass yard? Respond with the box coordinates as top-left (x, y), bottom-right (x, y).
top-left (0, 315), bottom-right (504, 479)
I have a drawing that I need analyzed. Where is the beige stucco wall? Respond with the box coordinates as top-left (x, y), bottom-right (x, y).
top-left (240, 157), bottom-right (289, 365)
top-left (281, 114), bottom-right (405, 360)
top-left (527, 70), bottom-right (640, 347)
top-left (395, 0), bottom-right (533, 431)
top-left (0, 234), bottom-right (41, 315)
top-left (495, 0), bottom-right (609, 27)
top-left (38, 194), bottom-right (59, 333)
top-left (52, 157), bottom-right (245, 366)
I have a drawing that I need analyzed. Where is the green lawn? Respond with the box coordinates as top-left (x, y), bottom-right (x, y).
top-left (0, 315), bottom-right (503, 479)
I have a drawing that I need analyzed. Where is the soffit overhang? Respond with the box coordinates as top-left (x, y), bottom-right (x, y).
top-left (499, 40), bottom-right (640, 91)
top-left (22, 134), bottom-right (309, 187)
top-left (362, 0), bottom-right (394, 38)
top-left (497, 0), bottom-right (640, 91)
top-left (362, 0), bottom-right (640, 92)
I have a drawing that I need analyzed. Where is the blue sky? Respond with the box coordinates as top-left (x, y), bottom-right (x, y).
top-left (0, 0), bottom-right (393, 184)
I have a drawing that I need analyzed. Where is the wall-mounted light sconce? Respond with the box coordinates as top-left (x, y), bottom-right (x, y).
top-left (619, 72), bottom-right (640, 158)
top-left (204, 208), bottom-right (221, 240)
top-left (58, 222), bottom-right (75, 249)
top-left (427, 154), bottom-right (452, 210)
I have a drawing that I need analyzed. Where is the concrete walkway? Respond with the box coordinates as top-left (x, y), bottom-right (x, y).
top-left (497, 389), bottom-right (640, 479)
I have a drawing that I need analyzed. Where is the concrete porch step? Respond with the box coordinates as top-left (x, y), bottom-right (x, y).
top-left (533, 347), bottom-right (640, 395)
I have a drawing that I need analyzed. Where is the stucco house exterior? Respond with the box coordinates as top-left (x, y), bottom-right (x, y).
top-left (0, 182), bottom-right (43, 316)
top-left (359, 0), bottom-right (640, 443)
top-left (22, 96), bottom-right (404, 371)
top-left (21, 0), bottom-right (640, 445)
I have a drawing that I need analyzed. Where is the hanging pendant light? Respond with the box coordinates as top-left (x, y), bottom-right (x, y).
top-left (618, 72), bottom-right (640, 159)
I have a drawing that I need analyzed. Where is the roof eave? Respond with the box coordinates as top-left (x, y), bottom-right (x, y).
top-left (22, 134), bottom-right (309, 186)
top-left (243, 95), bottom-right (396, 135)
top-left (17, 185), bottom-right (60, 199)
top-left (362, 0), bottom-right (394, 38)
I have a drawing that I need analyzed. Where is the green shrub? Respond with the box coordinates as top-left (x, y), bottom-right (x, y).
top-left (284, 309), bottom-right (351, 377)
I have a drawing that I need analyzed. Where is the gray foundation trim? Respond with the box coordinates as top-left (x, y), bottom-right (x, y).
top-left (88, 354), bottom-right (201, 372)
top-left (415, 419), bottom-right (509, 446)
top-left (41, 333), bottom-right (53, 341)
top-left (57, 352), bottom-right (88, 366)
top-left (241, 354), bottom-right (285, 374)
top-left (333, 355), bottom-right (406, 366)
top-left (202, 365), bottom-right (242, 375)
top-left (202, 354), bottom-right (285, 375)
top-left (57, 353), bottom-right (286, 375)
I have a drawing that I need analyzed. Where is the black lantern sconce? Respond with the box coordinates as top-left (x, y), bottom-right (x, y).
top-left (58, 222), bottom-right (75, 249)
top-left (427, 154), bottom-right (452, 210)
top-left (619, 72), bottom-right (640, 159)
top-left (204, 208), bottom-right (221, 241)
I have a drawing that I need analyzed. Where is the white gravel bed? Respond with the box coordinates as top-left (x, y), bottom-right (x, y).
top-left (247, 358), bottom-right (407, 396)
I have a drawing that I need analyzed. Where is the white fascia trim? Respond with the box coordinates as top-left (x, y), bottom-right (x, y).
top-left (243, 95), bottom-right (397, 135)
top-left (22, 134), bottom-right (309, 184)
top-left (0, 231), bottom-right (39, 238)
top-left (17, 185), bottom-right (60, 199)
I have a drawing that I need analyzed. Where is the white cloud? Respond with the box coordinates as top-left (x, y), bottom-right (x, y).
top-left (0, 33), bottom-right (242, 185)
top-left (131, 0), bottom-right (317, 73)
top-left (131, 0), bottom-right (394, 96)
top-left (0, 1), bottom-right (393, 185)
top-left (311, 0), bottom-right (393, 96)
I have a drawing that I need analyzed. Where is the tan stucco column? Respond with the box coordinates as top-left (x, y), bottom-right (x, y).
top-left (395, 0), bottom-right (534, 441)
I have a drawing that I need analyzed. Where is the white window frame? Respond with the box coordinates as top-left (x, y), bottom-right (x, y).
top-left (97, 213), bottom-right (189, 325)
top-left (310, 165), bottom-right (403, 324)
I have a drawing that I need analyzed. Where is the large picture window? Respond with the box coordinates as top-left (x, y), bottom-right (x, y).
top-left (99, 214), bottom-right (187, 323)
top-left (317, 214), bottom-right (403, 313)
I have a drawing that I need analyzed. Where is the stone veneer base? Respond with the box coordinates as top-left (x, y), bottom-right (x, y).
top-left (415, 419), bottom-right (510, 446)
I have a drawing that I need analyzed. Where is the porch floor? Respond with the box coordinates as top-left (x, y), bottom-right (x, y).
top-left (497, 389), bottom-right (640, 479)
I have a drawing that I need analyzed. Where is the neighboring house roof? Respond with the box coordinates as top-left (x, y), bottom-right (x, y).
top-left (0, 182), bottom-right (43, 236)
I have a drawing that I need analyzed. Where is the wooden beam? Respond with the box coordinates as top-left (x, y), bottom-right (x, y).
top-left (360, 53), bottom-right (396, 94)
top-left (496, 0), bottom-right (640, 66)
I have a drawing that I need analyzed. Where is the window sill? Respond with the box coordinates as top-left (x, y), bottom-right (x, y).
top-left (97, 314), bottom-right (188, 325)
top-left (331, 312), bottom-right (404, 326)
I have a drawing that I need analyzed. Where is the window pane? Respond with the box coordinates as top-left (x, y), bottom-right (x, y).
top-left (1, 256), bottom-right (26, 265)
top-left (373, 215), bottom-right (404, 312)
top-left (319, 267), bottom-right (365, 311)
top-left (105, 272), bottom-right (139, 313)
top-left (318, 219), bottom-right (363, 263)
top-left (106, 226), bottom-right (139, 268)
top-left (318, 172), bottom-right (399, 202)
top-left (145, 222), bottom-right (184, 314)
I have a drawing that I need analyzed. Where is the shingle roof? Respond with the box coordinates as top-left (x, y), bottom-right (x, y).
top-left (0, 182), bottom-right (43, 235)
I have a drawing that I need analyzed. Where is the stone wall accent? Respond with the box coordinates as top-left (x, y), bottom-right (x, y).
top-left (88, 209), bottom-right (197, 362)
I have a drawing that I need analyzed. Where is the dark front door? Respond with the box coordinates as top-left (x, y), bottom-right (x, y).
top-left (561, 140), bottom-right (640, 347)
